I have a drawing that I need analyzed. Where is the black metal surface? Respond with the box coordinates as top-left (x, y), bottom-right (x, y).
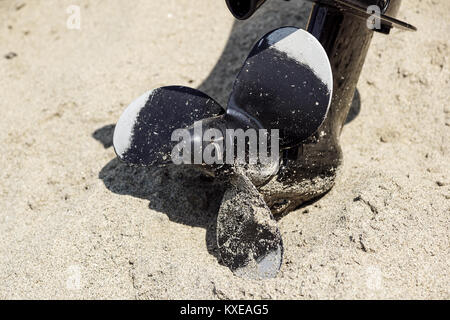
top-left (260, 0), bottom-right (377, 213)
top-left (307, 2), bottom-right (374, 137)
top-left (225, 0), bottom-right (416, 32)
top-left (225, 0), bottom-right (268, 20)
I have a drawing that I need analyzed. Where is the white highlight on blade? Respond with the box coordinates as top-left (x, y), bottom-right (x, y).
top-left (272, 29), bottom-right (333, 91)
top-left (234, 245), bottom-right (282, 280)
top-left (113, 90), bottom-right (154, 158)
top-left (256, 245), bottom-right (282, 279)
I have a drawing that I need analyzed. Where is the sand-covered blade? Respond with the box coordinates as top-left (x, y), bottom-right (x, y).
top-left (217, 173), bottom-right (283, 279)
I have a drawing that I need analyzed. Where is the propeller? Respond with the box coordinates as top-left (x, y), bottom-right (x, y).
top-left (113, 27), bottom-right (333, 278)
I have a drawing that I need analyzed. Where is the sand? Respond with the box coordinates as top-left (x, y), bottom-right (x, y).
top-left (0, 0), bottom-right (448, 299)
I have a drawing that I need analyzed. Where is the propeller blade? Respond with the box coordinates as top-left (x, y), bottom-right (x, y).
top-left (227, 27), bottom-right (333, 148)
top-left (217, 173), bottom-right (283, 279)
top-left (113, 86), bottom-right (224, 166)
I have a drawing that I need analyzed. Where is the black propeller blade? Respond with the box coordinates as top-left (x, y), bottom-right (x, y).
top-left (227, 27), bottom-right (333, 148)
top-left (113, 86), bottom-right (224, 166)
